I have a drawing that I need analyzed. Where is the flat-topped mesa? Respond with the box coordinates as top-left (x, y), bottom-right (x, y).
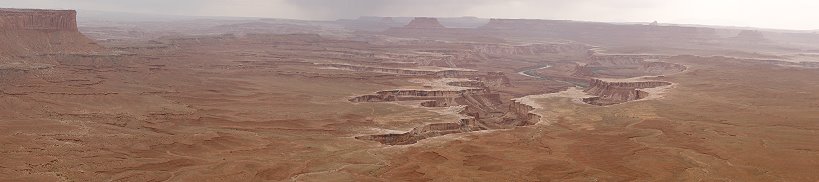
top-left (583, 79), bottom-right (671, 106)
top-left (0, 8), bottom-right (98, 57)
top-left (0, 9), bottom-right (77, 31)
top-left (403, 17), bottom-right (446, 29)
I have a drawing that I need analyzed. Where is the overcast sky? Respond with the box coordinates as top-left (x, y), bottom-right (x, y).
top-left (4, 0), bottom-right (819, 30)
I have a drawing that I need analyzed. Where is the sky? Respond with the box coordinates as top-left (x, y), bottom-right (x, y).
top-left (3, 0), bottom-right (819, 30)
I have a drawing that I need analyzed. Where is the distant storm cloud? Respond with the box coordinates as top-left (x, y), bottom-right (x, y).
top-left (2, 0), bottom-right (818, 30)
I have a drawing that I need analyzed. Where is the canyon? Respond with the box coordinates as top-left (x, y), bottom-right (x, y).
top-left (1, 9), bottom-right (818, 182)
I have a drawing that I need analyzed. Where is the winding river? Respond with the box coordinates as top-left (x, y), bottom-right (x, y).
top-left (517, 65), bottom-right (552, 79)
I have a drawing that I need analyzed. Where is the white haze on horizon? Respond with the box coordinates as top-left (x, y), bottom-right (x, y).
top-left (3, 0), bottom-right (819, 30)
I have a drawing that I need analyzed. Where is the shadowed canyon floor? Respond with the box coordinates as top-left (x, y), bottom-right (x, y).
top-left (1, 10), bottom-right (819, 181)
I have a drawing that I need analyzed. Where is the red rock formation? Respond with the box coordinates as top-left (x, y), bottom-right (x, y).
top-left (403, 17), bottom-right (445, 29)
top-left (0, 9), bottom-right (98, 57)
top-left (583, 79), bottom-right (671, 105)
top-left (0, 9), bottom-right (77, 31)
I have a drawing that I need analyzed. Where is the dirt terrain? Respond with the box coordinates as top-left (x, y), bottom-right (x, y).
top-left (1, 9), bottom-right (818, 181)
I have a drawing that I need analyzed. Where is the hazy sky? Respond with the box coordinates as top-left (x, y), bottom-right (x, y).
top-left (4, 0), bottom-right (819, 30)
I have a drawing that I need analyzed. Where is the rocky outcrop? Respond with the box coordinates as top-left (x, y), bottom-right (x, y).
top-left (403, 17), bottom-right (445, 29)
top-left (582, 79), bottom-right (671, 105)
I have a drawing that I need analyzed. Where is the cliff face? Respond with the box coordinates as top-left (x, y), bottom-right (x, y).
top-left (0, 9), bottom-right (77, 31)
top-left (0, 9), bottom-right (98, 57)
top-left (583, 79), bottom-right (671, 105)
top-left (508, 101), bottom-right (541, 126)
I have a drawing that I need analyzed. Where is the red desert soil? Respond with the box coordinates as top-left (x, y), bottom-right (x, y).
top-left (1, 10), bottom-right (818, 181)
